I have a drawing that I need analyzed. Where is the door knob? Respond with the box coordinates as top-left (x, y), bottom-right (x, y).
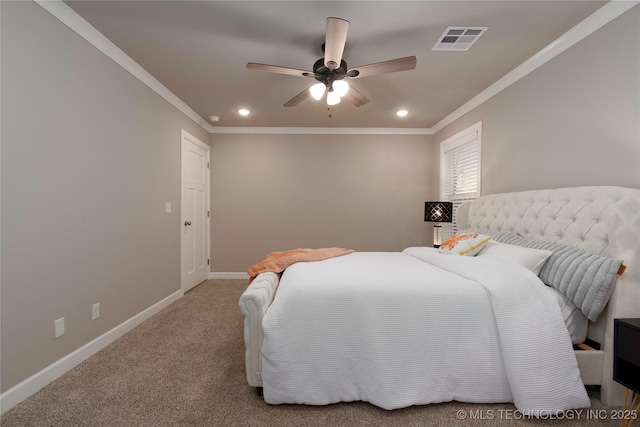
top-left (184, 220), bottom-right (192, 226)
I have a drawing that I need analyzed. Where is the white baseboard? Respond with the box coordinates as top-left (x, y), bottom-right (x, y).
top-left (0, 289), bottom-right (183, 415)
top-left (209, 272), bottom-right (249, 280)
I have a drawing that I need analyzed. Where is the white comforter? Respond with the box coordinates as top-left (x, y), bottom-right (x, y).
top-left (261, 248), bottom-right (590, 413)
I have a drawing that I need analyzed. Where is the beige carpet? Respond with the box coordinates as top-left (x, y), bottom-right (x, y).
top-left (1, 280), bottom-right (624, 426)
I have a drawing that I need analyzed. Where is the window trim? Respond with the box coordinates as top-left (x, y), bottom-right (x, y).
top-left (439, 121), bottom-right (482, 237)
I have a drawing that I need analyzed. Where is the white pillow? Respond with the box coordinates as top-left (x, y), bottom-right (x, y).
top-left (438, 233), bottom-right (492, 256)
top-left (477, 242), bottom-right (552, 275)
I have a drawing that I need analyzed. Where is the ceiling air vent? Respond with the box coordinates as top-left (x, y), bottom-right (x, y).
top-left (433, 27), bottom-right (488, 51)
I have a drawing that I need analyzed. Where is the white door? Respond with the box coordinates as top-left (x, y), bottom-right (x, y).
top-left (181, 130), bottom-right (210, 292)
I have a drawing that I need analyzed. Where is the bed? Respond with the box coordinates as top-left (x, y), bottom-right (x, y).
top-left (239, 186), bottom-right (640, 411)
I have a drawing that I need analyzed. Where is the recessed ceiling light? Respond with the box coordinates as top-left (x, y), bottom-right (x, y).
top-left (238, 108), bottom-right (250, 116)
top-left (396, 109), bottom-right (409, 117)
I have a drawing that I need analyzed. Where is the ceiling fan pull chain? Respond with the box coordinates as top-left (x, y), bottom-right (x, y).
top-left (328, 107), bottom-right (332, 119)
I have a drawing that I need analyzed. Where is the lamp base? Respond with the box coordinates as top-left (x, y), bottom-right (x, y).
top-left (433, 225), bottom-right (442, 249)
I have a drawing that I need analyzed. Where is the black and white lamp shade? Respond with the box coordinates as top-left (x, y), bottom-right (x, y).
top-left (424, 201), bottom-right (453, 248)
top-left (424, 202), bottom-right (453, 223)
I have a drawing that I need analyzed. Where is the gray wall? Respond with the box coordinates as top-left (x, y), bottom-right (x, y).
top-left (210, 5), bottom-right (640, 274)
top-left (210, 133), bottom-right (437, 272)
top-left (2, 0), bottom-right (638, 400)
top-left (433, 5), bottom-right (640, 194)
top-left (1, 2), bottom-right (209, 392)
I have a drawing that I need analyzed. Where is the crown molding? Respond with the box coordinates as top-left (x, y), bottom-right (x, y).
top-left (430, 0), bottom-right (640, 133)
top-left (209, 127), bottom-right (433, 135)
top-left (36, 0), bottom-right (638, 137)
top-left (34, 0), bottom-right (215, 133)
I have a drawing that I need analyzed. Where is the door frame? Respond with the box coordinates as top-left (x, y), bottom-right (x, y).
top-left (180, 129), bottom-right (210, 292)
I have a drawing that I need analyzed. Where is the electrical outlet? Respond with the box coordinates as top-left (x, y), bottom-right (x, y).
top-left (92, 303), bottom-right (100, 320)
top-left (54, 317), bottom-right (65, 338)
top-left (165, 202), bottom-right (172, 214)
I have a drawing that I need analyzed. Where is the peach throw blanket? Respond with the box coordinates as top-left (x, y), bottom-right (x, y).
top-left (247, 247), bottom-right (355, 283)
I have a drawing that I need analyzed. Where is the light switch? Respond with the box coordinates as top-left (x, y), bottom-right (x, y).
top-left (165, 203), bottom-right (172, 214)
top-left (54, 317), bottom-right (65, 338)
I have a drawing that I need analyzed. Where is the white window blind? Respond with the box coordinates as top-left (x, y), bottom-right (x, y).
top-left (440, 122), bottom-right (482, 238)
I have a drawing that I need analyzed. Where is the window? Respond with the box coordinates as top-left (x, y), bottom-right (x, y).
top-left (440, 121), bottom-right (482, 238)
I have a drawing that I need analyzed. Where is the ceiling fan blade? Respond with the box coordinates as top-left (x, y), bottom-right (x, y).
top-left (283, 87), bottom-right (312, 107)
top-left (324, 17), bottom-right (349, 71)
top-left (342, 86), bottom-right (369, 107)
top-left (348, 56), bottom-right (417, 79)
top-left (247, 62), bottom-right (313, 77)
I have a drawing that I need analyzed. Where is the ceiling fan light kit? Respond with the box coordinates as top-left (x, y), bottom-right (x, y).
top-left (310, 83), bottom-right (326, 100)
top-left (247, 17), bottom-right (417, 110)
top-left (327, 91), bottom-right (341, 106)
top-left (332, 80), bottom-right (349, 97)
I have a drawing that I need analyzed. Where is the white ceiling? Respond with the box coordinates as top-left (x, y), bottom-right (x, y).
top-left (64, 0), bottom-right (608, 129)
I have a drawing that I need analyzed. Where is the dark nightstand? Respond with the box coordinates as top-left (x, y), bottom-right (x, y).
top-left (614, 318), bottom-right (640, 424)
top-left (614, 318), bottom-right (640, 394)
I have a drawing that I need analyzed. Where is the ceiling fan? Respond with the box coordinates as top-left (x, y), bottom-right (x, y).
top-left (246, 17), bottom-right (417, 108)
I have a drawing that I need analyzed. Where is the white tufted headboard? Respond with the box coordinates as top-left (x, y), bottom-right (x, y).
top-left (457, 186), bottom-right (640, 406)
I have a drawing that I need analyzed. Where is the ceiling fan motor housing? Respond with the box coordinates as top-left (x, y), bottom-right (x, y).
top-left (312, 58), bottom-right (349, 88)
